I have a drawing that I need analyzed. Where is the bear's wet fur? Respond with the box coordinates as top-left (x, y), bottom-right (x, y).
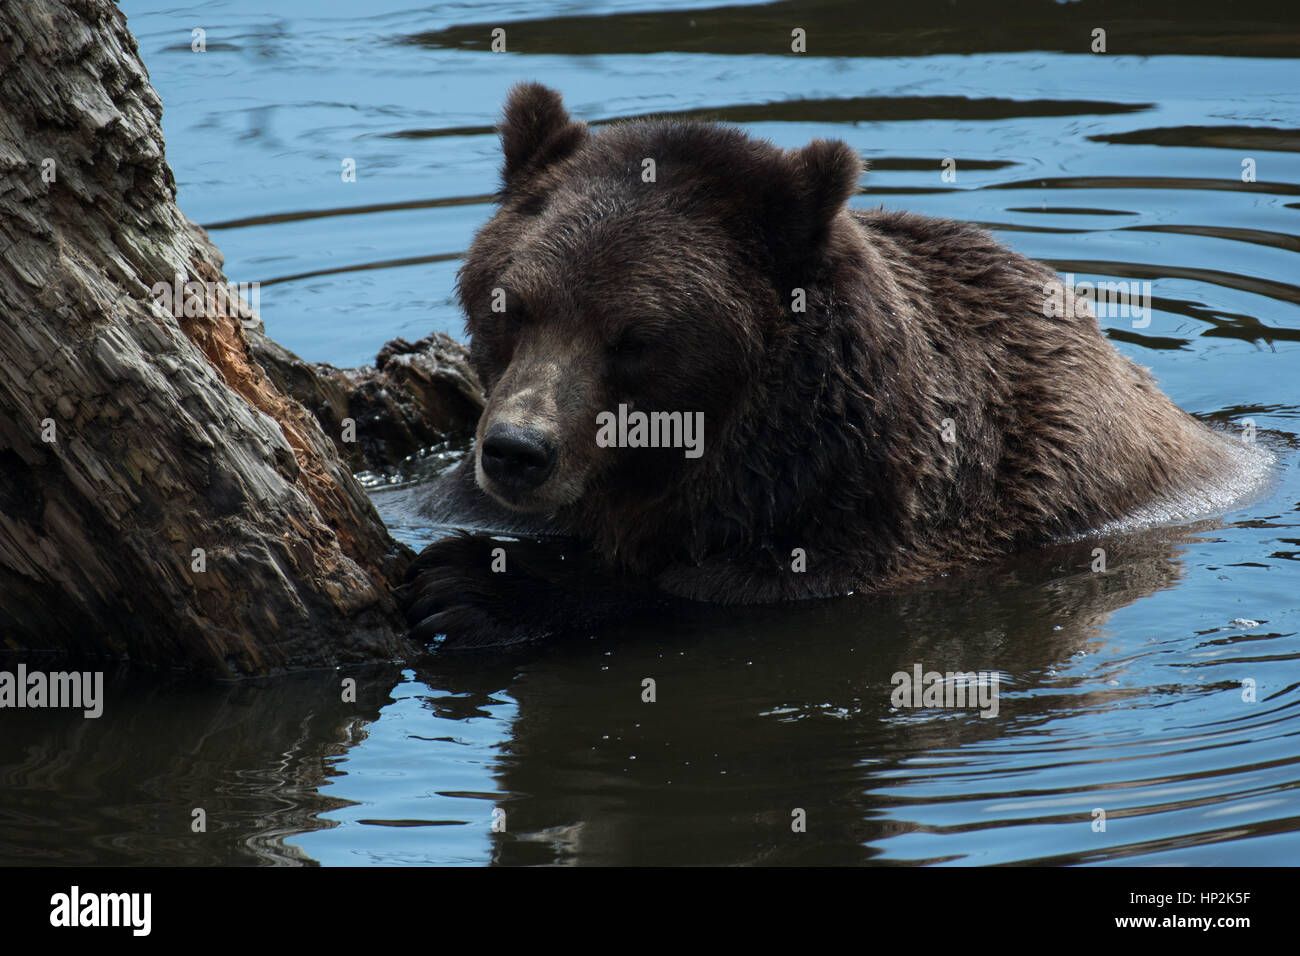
top-left (400, 82), bottom-right (1265, 647)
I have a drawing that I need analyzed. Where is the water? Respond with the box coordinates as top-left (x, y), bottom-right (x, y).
top-left (3, 0), bottom-right (1297, 865)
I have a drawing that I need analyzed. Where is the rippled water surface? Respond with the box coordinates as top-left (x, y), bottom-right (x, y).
top-left (4, 0), bottom-right (1298, 865)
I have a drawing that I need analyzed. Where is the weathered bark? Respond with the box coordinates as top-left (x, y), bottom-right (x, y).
top-left (249, 327), bottom-right (484, 475)
top-left (0, 0), bottom-right (444, 674)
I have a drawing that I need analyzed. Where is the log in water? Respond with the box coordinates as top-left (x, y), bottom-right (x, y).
top-left (0, 0), bottom-right (480, 675)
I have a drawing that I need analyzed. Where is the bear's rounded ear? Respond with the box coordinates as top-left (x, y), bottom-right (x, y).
top-left (500, 83), bottom-right (589, 194)
top-left (794, 139), bottom-right (863, 231)
top-left (759, 138), bottom-right (864, 272)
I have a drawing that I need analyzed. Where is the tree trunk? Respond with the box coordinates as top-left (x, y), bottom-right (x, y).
top-left (248, 325), bottom-right (484, 477)
top-left (0, 0), bottom-right (464, 675)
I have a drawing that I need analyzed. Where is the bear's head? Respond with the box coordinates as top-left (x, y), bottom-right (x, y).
top-left (456, 83), bottom-right (863, 551)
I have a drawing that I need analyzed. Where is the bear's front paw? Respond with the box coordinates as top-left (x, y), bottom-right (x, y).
top-left (397, 533), bottom-right (556, 649)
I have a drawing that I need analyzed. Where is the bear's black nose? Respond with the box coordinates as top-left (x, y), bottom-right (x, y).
top-left (481, 423), bottom-right (557, 490)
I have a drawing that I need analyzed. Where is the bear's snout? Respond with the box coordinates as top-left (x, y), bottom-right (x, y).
top-left (480, 422), bottom-right (557, 492)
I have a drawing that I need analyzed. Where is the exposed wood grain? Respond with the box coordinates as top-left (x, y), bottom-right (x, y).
top-left (0, 0), bottom-right (445, 674)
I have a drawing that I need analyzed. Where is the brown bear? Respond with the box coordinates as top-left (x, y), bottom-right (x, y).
top-left (399, 82), bottom-right (1270, 648)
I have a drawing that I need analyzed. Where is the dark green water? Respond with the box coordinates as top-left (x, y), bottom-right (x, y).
top-left (3, 0), bottom-right (1297, 865)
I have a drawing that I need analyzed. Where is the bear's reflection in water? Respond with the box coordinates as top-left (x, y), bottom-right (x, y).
top-left (0, 519), bottom-right (1213, 865)
top-left (407, 518), bottom-right (1212, 865)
